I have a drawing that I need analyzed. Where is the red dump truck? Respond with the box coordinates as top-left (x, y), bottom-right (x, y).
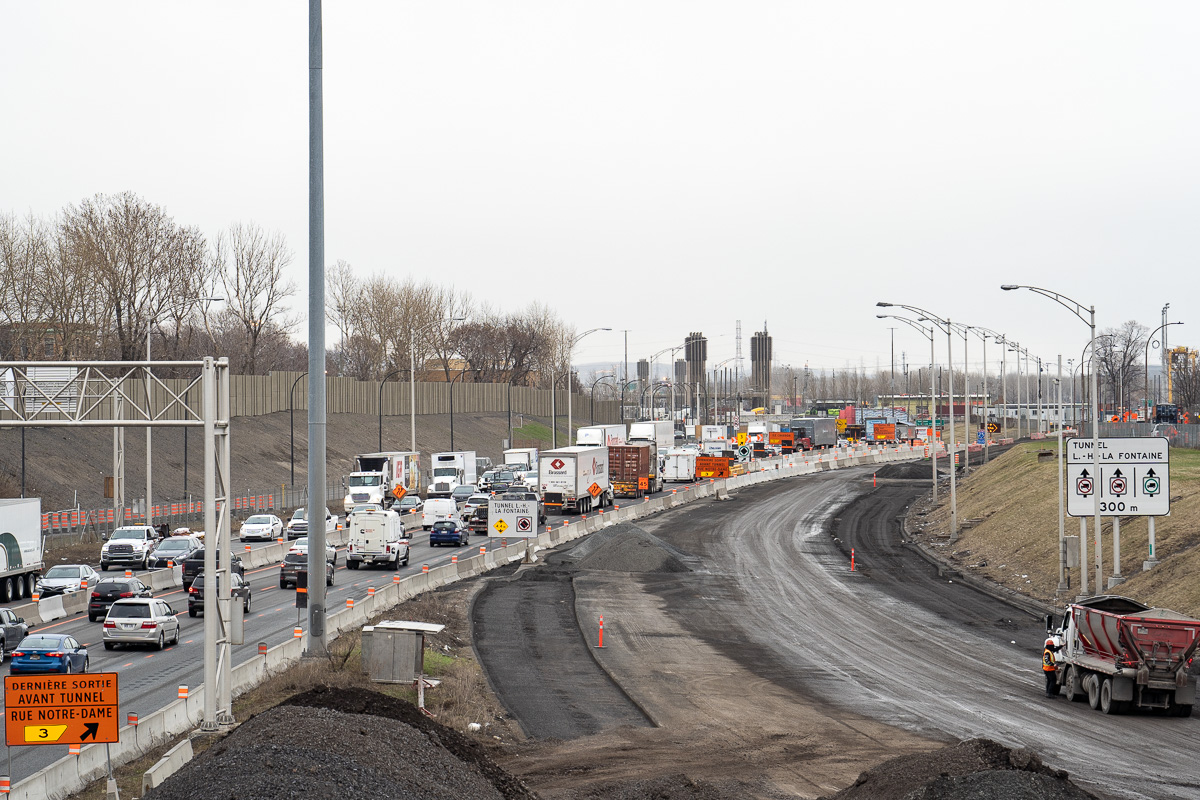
top-left (1047, 595), bottom-right (1199, 716)
top-left (609, 443), bottom-right (655, 499)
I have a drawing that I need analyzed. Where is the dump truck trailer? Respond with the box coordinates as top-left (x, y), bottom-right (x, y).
top-left (1048, 595), bottom-right (1199, 716)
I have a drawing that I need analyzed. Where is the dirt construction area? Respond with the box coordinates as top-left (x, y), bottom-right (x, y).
top-left (475, 466), bottom-right (1199, 800)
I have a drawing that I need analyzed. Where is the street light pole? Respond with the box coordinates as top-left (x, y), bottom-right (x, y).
top-left (410, 316), bottom-right (466, 454)
top-left (1144, 321), bottom-right (1183, 420)
top-left (879, 314), bottom-right (937, 502)
top-left (378, 368), bottom-right (407, 452)
top-left (566, 327), bottom-right (612, 444)
top-left (590, 374), bottom-right (614, 425)
top-left (289, 371), bottom-right (308, 487)
top-left (1002, 284), bottom-right (1101, 596)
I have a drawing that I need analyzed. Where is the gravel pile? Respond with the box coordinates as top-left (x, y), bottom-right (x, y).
top-left (822, 738), bottom-right (1098, 800)
top-left (146, 687), bottom-right (539, 800)
top-left (573, 774), bottom-right (741, 799)
top-left (567, 523), bottom-right (691, 574)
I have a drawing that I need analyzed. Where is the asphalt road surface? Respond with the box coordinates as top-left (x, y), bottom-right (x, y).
top-left (637, 467), bottom-right (1200, 800)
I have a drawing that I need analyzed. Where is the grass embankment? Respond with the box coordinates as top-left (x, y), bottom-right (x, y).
top-left (917, 442), bottom-right (1200, 615)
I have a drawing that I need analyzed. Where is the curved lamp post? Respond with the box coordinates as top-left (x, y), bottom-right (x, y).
top-left (289, 371), bottom-right (309, 487)
top-left (1002, 284), bottom-right (1101, 596)
top-left (878, 302), bottom-right (957, 541)
top-left (1145, 321), bottom-right (1183, 417)
top-left (565, 328), bottom-right (612, 441)
top-left (378, 368), bottom-right (409, 452)
top-left (879, 314), bottom-right (937, 502)
top-left (410, 316), bottom-right (466, 453)
top-left (590, 374), bottom-right (615, 425)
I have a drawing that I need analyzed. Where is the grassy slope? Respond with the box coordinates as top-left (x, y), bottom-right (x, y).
top-left (922, 442), bottom-right (1200, 615)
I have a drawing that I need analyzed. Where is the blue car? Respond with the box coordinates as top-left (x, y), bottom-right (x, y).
top-left (10, 634), bottom-right (89, 674)
top-left (429, 520), bottom-right (468, 547)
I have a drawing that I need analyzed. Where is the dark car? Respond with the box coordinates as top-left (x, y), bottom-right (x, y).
top-left (188, 572), bottom-right (252, 617)
top-left (488, 470), bottom-right (517, 495)
top-left (0, 608), bottom-right (29, 658)
top-left (429, 519), bottom-right (469, 547)
top-left (10, 634), bottom-right (88, 674)
top-left (182, 548), bottom-right (245, 589)
top-left (397, 495), bottom-right (423, 515)
top-left (279, 552), bottom-right (334, 589)
top-left (500, 490), bottom-right (547, 525)
top-left (88, 577), bottom-right (153, 622)
top-left (147, 535), bottom-right (202, 570)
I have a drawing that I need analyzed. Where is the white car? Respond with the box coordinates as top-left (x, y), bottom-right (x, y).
top-left (286, 507), bottom-right (337, 540)
top-left (288, 536), bottom-right (337, 565)
top-left (239, 514), bottom-right (284, 541)
top-left (102, 597), bottom-right (181, 651)
top-left (36, 564), bottom-right (101, 597)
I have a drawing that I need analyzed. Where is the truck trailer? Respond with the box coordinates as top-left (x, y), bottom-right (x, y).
top-left (344, 452), bottom-right (421, 509)
top-left (502, 448), bottom-right (539, 471)
top-left (0, 498), bottom-right (43, 602)
top-left (790, 417), bottom-right (837, 449)
top-left (576, 424), bottom-right (627, 447)
top-left (662, 449), bottom-right (698, 482)
top-left (539, 446), bottom-right (612, 514)
top-left (628, 420), bottom-right (674, 452)
top-left (1048, 595), bottom-right (1199, 716)
top-left (609, 443), bottom-right (658, 498)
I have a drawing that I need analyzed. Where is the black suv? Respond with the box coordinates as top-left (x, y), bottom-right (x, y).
top-left (182, 549), bottom-right (244, 589)
top-left (500, 490), bottom-right (546, 525)
top-left (279, 552), bottom-right (333, 589)
top-left (88, 577), bottom-right (154, 622)
top-left (187, 572), bottom-right (251, 616)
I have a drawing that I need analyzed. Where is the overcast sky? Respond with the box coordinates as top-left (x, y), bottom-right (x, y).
top-left (4, 2), bottom-right (1198, 380)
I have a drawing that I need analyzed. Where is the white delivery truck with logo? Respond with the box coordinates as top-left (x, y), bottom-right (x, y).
top-left (344, 452), bottom-right (421, 510)
top-left (502, 448), bottom-right (538, 470)
top-left (576, 424), bottom-right (628, 447)
top-left (427, 451), bottom-right (478, 498)
top-left (345, 505), bottom-right (410, 570)
top-left (628, 420), bottom-right (674, 452)
top-left (539, 446), bottom-right (612, 515)
top-left (662, 449), bottom-right (698, 482)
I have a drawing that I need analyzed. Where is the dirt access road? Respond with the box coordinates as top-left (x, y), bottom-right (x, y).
top-left (483, 466), bottom-right (1200, 800)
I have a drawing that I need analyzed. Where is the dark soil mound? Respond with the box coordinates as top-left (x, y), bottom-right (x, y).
top-left (822, 738), bottom-right (1097, 800)
top-left (872, 462), bottom-right (935, 481)
top-left (564, 523), bottom-right (691, 574)
top-left (145, 686), bottom-right (539, 800)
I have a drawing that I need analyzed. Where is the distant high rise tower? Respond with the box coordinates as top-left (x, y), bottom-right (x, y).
top-left (684, 332), bottom-right (707, 386)
top-left (751, 325), bottom-right (772, 405)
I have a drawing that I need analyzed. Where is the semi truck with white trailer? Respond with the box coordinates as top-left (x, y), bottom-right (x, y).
top-left (539, 445), bottom-right (612, 514)
top-left (345, 505), bottom-right (410, 570)
top-left (1047, 595), bottom-right (1199, 716)
top-left (502, 447), bottom-right (538, 470)
top-left (0, 498), bottom-right (44, 603)
top-left (427, 451), bottom-right (478, 498)
top-left (628, 420), bottom-right (674, 451)
top-left (344, 452), bottom-right (421, 509)
top-left (576, 424), bottom-right (627, 447)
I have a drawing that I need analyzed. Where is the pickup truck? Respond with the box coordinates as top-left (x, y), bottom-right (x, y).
top-left (100, 526), bottom-right (162, 571)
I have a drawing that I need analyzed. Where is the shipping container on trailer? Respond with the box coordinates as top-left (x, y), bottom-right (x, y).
top-left (609, 443), bottom-right (654, 498)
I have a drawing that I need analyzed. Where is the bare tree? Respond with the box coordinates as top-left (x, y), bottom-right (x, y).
top-left (1170, 351), bottom-right (1200, 413)
top-left (213, 222), bottom-right (297, 373)
top-left (0, 213), bottom-right (49, 359)
top-left (1095, 320), bottom-right (1148, 413)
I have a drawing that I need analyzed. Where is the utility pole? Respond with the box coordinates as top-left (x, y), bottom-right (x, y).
top-left (888, 327), bottom-right (897, 407)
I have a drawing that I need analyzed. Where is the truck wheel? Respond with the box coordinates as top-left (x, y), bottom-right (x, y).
top-left (402, 552), bottom-right (410, 566)
top-left (13, 576), bottom-right (24, 600)
top-left (348, 561), bottom-right (359, 570)
top-left (1065, 667), bottom-right (1085, 702)
top-left (1175, 703), bottom-right (1194, 718)
top-left (1086, 674), bottom-right (1102, 710)
top-left (1099, 678), bottom-right (1118, 714)
top-left (1, 578), bottom-right (11, 603)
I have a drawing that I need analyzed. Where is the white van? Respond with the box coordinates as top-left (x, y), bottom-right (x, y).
top-left (421, 498), bottom-right (459, 530)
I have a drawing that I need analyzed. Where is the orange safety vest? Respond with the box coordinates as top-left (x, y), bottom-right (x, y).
top-left (1042, 647), bottom-right (1056, 672)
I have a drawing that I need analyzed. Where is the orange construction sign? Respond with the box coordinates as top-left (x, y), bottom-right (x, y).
top-left (588, 482), bottom-right (602, 498)
top-left (391, 485), bottom-right (407, 502)
top-left (5, 673), bottom-right (120, 746)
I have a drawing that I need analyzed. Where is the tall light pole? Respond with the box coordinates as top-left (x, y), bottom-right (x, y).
top-left (712, 357), bottom-right (737, 424)
top-left (879, 314), bottom-right (937, 501)
top-left (565, 328), bottom-right (612, 442)
top-left (146, 296), bottom-right (222, 530)
top-left (1002, 284), bottom-right (1100, 595)
top-left (378, 368), bottom-right (408, 451)
top-left (289, 371), bottom-right (309, 487)
top-left (1145, 321), bottom-right (1183, 419)
top-left (410, 316), bottom-right (465, 453)
top-left (950, 323), bottom-right (972, 476)
top-left (878, 302), bottom-right (957, 539)
top-left (590, 374), bottom-right (615, 425)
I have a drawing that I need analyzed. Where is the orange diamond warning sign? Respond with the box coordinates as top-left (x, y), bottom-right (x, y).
top-left (588, 483), bottom-right (602, 498)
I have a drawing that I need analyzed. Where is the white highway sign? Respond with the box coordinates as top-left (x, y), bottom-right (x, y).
top-left (487, 498), bottom-right (539, 538)
top-left (1067, 437), bottom-right (1169, 517)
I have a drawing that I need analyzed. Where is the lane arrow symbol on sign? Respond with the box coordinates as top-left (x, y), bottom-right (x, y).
top-left (81, 723), bottom-right (99, 742)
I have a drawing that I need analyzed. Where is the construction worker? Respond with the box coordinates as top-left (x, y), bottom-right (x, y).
top-left (1043, 637), bottom-right (1062, 698)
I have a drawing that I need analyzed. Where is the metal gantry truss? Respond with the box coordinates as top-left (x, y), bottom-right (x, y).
top-left (0, 358), bottom-right (234, 729)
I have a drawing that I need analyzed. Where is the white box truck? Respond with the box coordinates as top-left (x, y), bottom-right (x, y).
top-left (502, 448), bottom-right (539, 470)
top-left (539, 446), bottom-right (612, 515)
top-left (576, 424), bottom-right (627, 447)
top-left (0, 498), bottom-right (44, 602)
top-left (427, 451), bottom-right (478, 498)
top-left (662, 449), bottom-right (698, 482)
top-left (345, 506), bottom-right (410, 570)
top-left (344, 452), bottom-right (421, 509)
top-left (628, 420), bottom-right (674, 451)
